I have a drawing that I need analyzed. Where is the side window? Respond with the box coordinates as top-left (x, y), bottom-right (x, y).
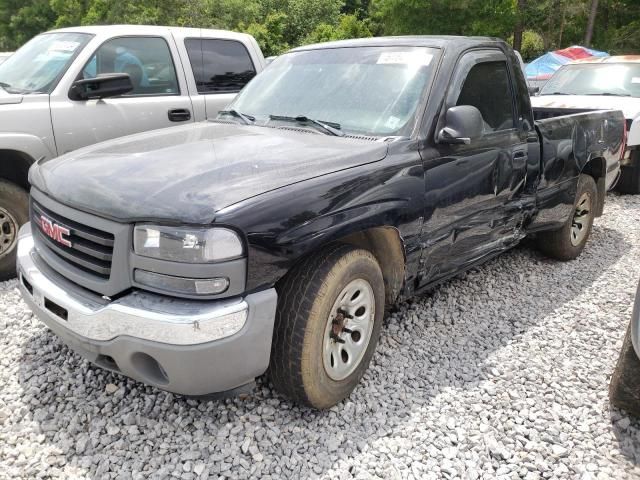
top-left (83, 37), bottom-right (179, 96)
top-left (185, 38), bottom-right (256, 94)
top-left (456, 61), bottom-right (515, 132)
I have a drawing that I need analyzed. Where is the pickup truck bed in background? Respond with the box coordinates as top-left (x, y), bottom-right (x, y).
top-left (17, 36), bottom-right (626, 409)
top-left (531, 57), bottom-right (640, 194)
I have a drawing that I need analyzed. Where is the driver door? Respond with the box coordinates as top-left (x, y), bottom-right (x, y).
top-left (50, 35), bottom-right (194, 155)
top-left (418, 50), bottom-right (528, 286)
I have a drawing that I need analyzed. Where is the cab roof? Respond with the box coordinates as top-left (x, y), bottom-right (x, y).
top-left (291, 35), bottom-right (506, 52)
top-left (45, 24), bottom-right (252, 41)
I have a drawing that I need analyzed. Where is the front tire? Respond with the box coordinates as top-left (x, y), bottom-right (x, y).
top-left (536, 174), bottom-right (597, 261)
top-left (0, 180), bottom-right (29, 281)
top-left (269, 244), bottom-right (385, 409)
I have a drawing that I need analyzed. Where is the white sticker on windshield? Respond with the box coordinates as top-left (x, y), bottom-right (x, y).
top-left (377, 51), bottom-right (433, 67)
top-left (632, 77), bottom-right (640, 84)
top-left (47, 41), bottom-right (80, 53)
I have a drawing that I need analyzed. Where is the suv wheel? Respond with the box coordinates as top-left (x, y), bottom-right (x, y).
top-left (0, 180), bottom-right (28, 280)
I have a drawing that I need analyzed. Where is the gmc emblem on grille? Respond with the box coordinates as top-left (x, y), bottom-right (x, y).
top-left (37, 215), bottom-right (72, 248)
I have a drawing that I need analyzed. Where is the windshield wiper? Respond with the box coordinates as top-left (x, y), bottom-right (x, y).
top-left (269, 115), bottom-right (345, 137)
top-left (218, 109), bottom-right (255, 125)
top-left (539, 92), bottom-right (571, 96)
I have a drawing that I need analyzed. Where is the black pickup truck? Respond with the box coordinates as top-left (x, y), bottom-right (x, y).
top-left (17, 36), bottom-right (625, 409)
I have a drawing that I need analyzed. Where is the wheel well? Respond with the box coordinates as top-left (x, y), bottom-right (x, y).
top-left (582, 156), bottom-right (606, 217)
top-left (339, 227), bottom-right (406, 304)
top-left (0, 150), bottom-right (34, 192)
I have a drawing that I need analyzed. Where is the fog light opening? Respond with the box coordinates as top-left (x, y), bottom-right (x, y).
top-left (130, 352), bottom-right (169, 386)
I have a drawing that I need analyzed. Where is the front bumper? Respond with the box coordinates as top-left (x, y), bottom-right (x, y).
top-left (17, 224), bottom-right (277, 396)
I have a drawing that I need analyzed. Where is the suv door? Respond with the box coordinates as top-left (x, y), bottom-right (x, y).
top-left (418, 50), bottom-right (528, 285)
top-left (50, 35), bottom-right (194, 155)
top-left (184, 37), bottom-right (257, 119)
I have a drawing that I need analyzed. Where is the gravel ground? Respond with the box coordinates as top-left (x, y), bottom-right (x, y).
top-left (2, 194), bottom-right (640, 479)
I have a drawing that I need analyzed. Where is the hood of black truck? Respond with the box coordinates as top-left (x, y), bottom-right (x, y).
top-left (30, 122), bottom-right (388, 224)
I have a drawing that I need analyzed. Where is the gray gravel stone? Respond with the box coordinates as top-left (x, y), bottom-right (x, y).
top-left (2, 194), bottom-right (640, 478)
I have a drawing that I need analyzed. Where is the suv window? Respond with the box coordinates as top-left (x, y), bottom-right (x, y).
top-left (456, 61), bottom-right (515, 132)
top-left (82, 37), bottom-right (179, 96)
top-left (185, 38), bottom-right (256, 94)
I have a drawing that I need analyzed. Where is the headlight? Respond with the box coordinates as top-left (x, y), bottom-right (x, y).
top-left (133, 225), bottom-right (244, 263)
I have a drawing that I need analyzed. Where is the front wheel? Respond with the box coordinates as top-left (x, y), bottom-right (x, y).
top-left (269, 244), bottom-right (385, 409)
top-left (536, 174), bottom-right (597, 261)
top-left (0, 180), bottom-right (29, 281)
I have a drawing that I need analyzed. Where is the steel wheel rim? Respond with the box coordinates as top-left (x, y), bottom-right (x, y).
top-left (322, 278), bottom-right (375, 381)
top-left (0, 207), bottom-right (18, 258)
top-left (571, 192), bottom-right (592, 247)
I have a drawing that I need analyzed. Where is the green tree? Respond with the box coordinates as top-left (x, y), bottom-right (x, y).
top-left (244, 12), bottom-right (290, 56)
top-left (0, 0), bottom-right (55, 49)
top-left (303, 14), bottom-right (372, 45)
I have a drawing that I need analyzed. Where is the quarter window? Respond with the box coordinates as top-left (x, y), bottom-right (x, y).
top-left (82, 37), bottom-right (179, 96)
top-left (185, 38), bottom-right (256, 94)
top-left (456, 61), bottom-right (515, 132)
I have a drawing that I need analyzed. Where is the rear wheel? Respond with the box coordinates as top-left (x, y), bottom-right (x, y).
top-left (269, 244), bottom-right (385, 409)
top-left (616, 150), bottom-right (640, 194)
top-left (0, 180), bottom-right (28, 281)
top-left (610, 321), bottom-right (640, 416)
top-left (536, 174), bottom-right (597, 261)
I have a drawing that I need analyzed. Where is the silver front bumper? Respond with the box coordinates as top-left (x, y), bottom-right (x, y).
top-left (17, 224), bottom-right (278, 395)
top-left (18, 224), bottom-right (247, 345)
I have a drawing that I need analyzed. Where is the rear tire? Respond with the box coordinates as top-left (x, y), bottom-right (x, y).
top-left (615, 150), bottom-right (640, 194)
top-left (536, 174), bottom-right (597, 261)
top-left (610, 321), bottom-right (640, 417)
top-left (0, 180), bottom-right (29, 281)
top-left (269, 244), bottom-right (385, 409)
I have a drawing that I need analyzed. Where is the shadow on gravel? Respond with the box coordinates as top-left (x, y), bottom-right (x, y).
top-left (610, 407), bottom-right (640, 466)
top-left (15, 224), bottom-right (630, 478)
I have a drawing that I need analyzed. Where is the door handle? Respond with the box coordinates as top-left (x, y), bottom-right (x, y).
top-left (513, 151), bottom-right (528, 159)
top-left (168, 108), bottom-right (191, 122)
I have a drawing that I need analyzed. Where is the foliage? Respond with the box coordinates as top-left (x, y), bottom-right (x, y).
top-left (510, 30), bottom-right (546, 61)
top-left (303, 14), bottom-right (372, 45)
top-left (0, 0), bottom-right (638, 56)
top-left (244, 12), bottom-right (290, 56)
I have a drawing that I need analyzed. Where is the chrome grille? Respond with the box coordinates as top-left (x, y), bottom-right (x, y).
top-left (31, 200), bottom-right (114, 279)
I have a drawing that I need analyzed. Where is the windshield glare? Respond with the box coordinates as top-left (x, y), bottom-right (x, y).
top-left (229, 46), bottom-right (439, 136)
top-left (0, 32), bottom-right (91, 94)
top-left (540, 63), bottom-right (640, 97)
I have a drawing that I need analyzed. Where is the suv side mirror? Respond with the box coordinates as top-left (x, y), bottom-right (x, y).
top-left (438, 105), bottom-right (484, 145)
top-left (69, 73), bottom-right (134, 101)
top-left (528, 85), bottom-right (540, 96)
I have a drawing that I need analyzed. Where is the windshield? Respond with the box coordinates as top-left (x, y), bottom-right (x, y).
top-left (540, 63), bottom-right (640, 97)
top-left (0, 32), bottom-right (92, 94)
top-left (228, 46), bottom-right (439, 136)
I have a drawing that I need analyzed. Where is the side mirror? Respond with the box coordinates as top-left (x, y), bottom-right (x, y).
top-left (528, 85), bottom-right (540, 96)
top-left (438, 105), bottom-right (484, 145)
top-left (69, 73), bottom-right (134, 101)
